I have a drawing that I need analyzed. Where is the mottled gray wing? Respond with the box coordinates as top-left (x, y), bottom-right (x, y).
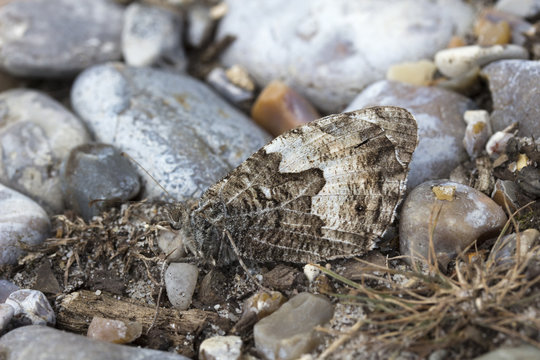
top-left (191, 106), bottom-right (418, 264)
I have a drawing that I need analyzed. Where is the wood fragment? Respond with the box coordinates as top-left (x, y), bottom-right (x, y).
top-left (56, 290), bottom-right (231, 357)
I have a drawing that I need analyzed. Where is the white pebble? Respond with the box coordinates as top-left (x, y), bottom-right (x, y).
top-left (5, 289), bottom-right (55, 325)
top-left (165, 263), bottom-right (199, 310)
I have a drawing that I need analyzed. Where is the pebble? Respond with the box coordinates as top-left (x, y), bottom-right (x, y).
top-left (491, 179), bottom-right (521, 211)
top-left (157, 229), bottom-right (186, 261)
top-left (0, 0), bottom-right (123, 77)
top-left (198, 270), bottom-right (227, 306)
top-left (474, 17), bottom-right (511, 46)
top-left (473, 345), bottom-right (540, 360)
top-left (481, 60), bottom-right (540, 138)
top-left (495, 0), bottom-right (540, 18)
top-left (400, 180), bottom-right (508, 267)
top-left (164, 262), bottom-right (198, 310)
top-left (217, 0), bottom-right (474, 113)
top-left (186, 4), bottom-right (215, 48)
top-left (386, 60), bottom-right (437, 86)
top-left (5, 289), bottom-right (55, 326)
top-left (493, 229), bottom-right (540, 265)
top-left (0, 303), bottom-right (14, 334)
top-left (0, 325), bottom-right (191, 360)
top-left (122, 3), bottom-right (186, 69)
top-left (485, 124), bottom-right (517, 158)
top-left (253, 292), bottom-right (334, 360)
top-left (206, 67), bottom-right (254, 107)
top-left (435, 44), bottom-right (528, 78)
top-left (71, 63), bottom-right (270, 201)
top-left (345, 80), bottom-right (475, 189)
top-left (463, 110), bottom-right (492, 159)
top-left (234, 291), bottom-right (287, 332)
top-left (199, 335), bottom-right (243, 360)
top-left (0, 184), bottom-right (50, 266)
top-left (0, 280), bottom-right (19, 303)
top-left (481, 8), bottom-right (533, 46)
top-left (60, 143), bottom-right (141, 222)
top-left (251, 80), bottom-right (320, 137)
top-left (87, 316), bottom-right (143, 344)
top-left (0, 89), bottom-right (91, 214)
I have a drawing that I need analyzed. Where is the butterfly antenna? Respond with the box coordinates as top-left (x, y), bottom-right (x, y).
top-left (224, 229), bottom-right (271, 292)
top-left (121, 151), bottom-right (173, 200)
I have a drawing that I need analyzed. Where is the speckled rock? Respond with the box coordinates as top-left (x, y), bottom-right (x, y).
top-left (0, 89), bottom-right (91, 214)
top-left (473, 345), bottom-right (540, 360)
top-left (0, 184), bottom-right (50, 265)
top-left (5, 289), bottom-right (55, 326)
top-left (122, 3), bottom-right (186, 69)
top-left (71, 63), bottom-right (270, 201)
top-left (0, 280), bottom-right (19, 303)
top-left (199, 335), bottom-right (243, 360)
top-left (400, 180), bottom-right (507, 266)
top-left (481, 60), bottom-right (540, 138)
top-left (345, 80), bottom-right (475, 189)
top-left (0, 0), bottom-right (123, 77)
top-left (165, 262), bottom-right (198, 310)
top-left (217, 0), bottom-right (474, 113)
top-left (0, 325), bottom-right (191, 360)
top-left (253, 292), bottom-right (334, 360)
top-left (60, 143), bottom-right (140, 221)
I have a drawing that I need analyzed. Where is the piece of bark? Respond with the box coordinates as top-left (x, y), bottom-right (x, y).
top-left (56, 290), bottom-right (231, 357)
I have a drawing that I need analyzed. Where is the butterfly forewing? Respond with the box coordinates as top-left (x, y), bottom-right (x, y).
top-left (190, 106), bottom-right (418, 264)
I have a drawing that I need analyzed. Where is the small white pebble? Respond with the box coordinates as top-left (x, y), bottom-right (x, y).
top-left (303, 264), bottom-right (321, 283)
top-left (95, 290), bottom-right (102, 296)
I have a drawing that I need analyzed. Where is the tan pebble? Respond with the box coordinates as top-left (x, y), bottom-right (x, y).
top-left (400, 180), bottom-right (507, 267)
top-left (491, 179), bottom-right (520, 211)
top-left (87, 316), bottom-right (142, 344)
top-left (447, 35), bottom-right (467, 48)
top-left (386, 59), bottom-right (437, 86)
top-left (225, 65), bottom-right (255, 92)
top-left (474, 18), bottom-right (511, 46)
top-left (251, 81), bottom-right (320, 136)
top-left (432, 185), bottom-right (456, 201)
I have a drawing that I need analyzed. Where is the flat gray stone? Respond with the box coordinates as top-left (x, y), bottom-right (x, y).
top-left (0, 89), bottom-right (91, 214)
top-left (217, 0), bottom-right (474, 113)
top-left (0, 184), bottom-right (50, 265)
top-left (0, 325), bottom-right (191, 360)
top-left (61, 143), bottom-right (140, 221)
top-left (481, 60), bottom-right (540, 138)
top-left (71, 63), bottom-right (270, 201)
top-left (345, 80), bottom-right (475, 189)
top-left (0, 0), bottom-right (123, 77)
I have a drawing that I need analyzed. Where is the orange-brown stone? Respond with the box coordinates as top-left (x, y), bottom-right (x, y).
top-left (251, 81), bottom-right (320, 137)
top-left (87, 316), bottom-right (142, 344)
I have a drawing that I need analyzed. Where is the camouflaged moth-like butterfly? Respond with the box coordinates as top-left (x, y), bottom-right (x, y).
top-left (170, 106), bottom-right (418, 265)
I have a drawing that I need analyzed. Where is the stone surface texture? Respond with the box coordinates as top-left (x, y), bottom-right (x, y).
top-left (253, 292), bottom-right (334, 360)
top-left (481, 60), bottom-right (540, 138)
top-left (0, 89), bottom-right (90, 214)
top-left (71, 63), bottom-right (270, 201)
top-left (0, 325), bottom-right (191, 360)
top-left (0, 0), bottom-right (123, 77)
top-left (165, 262), bottom-right (199, 310)
top-left (0, 184), bottom-right (50, 265)
top-left (5, 289), bottom-right (55, 326)
top-left (400, 180), bottom-right (508, 266)
top-left (345, 80), bottom-right (475, 189)
top-left (217, 0), bottom-right (474, 113)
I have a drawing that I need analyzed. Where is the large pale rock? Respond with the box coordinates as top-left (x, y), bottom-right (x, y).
top-left (71, 63), bottom-right (270, 201)
top-left (481, 60), bottom-right (540, 138)
top-left (0, 89), bottom-right (91, 214)
top-left (0, 184), bottom-right (50, 265)
top-left (217, 0), bottom-right (474, 113)
top-left (0, 0), bottom-right (123, 77)
top-left (253, 292), bottom-right (334, 360)
top-left (345, 80), bottom-right (475, 189)
top-left (0, 325), bottom-right (190, 360)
